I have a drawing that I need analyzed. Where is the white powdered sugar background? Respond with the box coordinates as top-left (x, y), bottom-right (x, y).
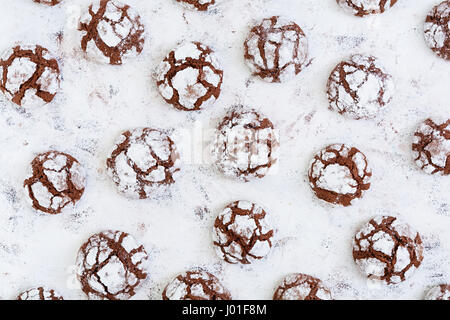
top-left (0, 0), bottom-right (448, 300)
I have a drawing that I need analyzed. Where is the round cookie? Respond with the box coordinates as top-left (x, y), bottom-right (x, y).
top-left (353, 216), bottom-right (423, 285)
top-left (162, 269), bottom-right (231, 300)
top-left (176, 0), bottom-right (216, 11)
top-left (78, 0), bottom-right (145, 65)
top-left (23, 151), bottom-right (86, 215)
top-left (106, 128), bottom-right (180, 199)
top-left (327, 54), bottom-right (394, 120)
top-left (213, 200), bottom-right (274, 264)
top-left (0, 44), bottom-right (60, 108)
top-left (17, 287), bottom-right (63, 300)
top-left (336, 0), bottom-right (398, 17)
top-left (424, 1), bottom-right (450, 60)
top-left (273, 273), bottom-right (332, 300)
top-left (76, 230), bottom-right (149, 300)
top-left (412, 118), bottom-right (450, 176)
top-left (212, 106), bottom-right (279, 182)
top-left (244, 16), bottom-right (309, 83)
top-left (33, 0), bottom-right (62, 5)
top-left (308, 144), bottom-right (372, 207)
top-left (155, 41), bottom-right (223, 111)
top-left (425, 284), bottom-right (450, 300)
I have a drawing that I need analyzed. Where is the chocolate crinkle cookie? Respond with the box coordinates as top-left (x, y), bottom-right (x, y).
top-left (23, 151), bottom-right (86, 215)
top-left (424, 1), bottom-right (449, 60)
top-left (244, 16), bottom-right (309, 83)
top-left (273, 273), bottom-right (332, 300)
top-left (425, 284), bottom-right (450, 300)
top-left (308, 144), bottom-right (372, 207)
top-left (176, 0), bottom-right (216, 11)
top-left (163, 269), bottom-right (231, 300)
top-left (106, 128), bottom-right (180, 199)
top-left (336, 0), bottom-right (398, 17)
top-left (353, 216), bottom-right (423, 285)
top-left (79, 0), bottom-right (145, 65)
top-left (156, 41), bottom-right (223, 111)
top-left (0, 45), bottom-right (60, 108)
top-left (412, 118), bottom-right (450, 176)
top-left (33, 0), bottom-right (62, 6)
top-left (17, 287), bottom-right (63, 300)
top-left (327, 54), bottom-right (394, 120)
top-left (76, 230), bottom-right (148, 300)
top-left (212, 106), bottom-right (279, 182)
top-left (213, 200), bottom-right (274, 264)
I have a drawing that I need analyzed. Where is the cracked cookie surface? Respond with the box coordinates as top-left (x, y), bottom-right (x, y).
top-left (17, 287), bottom-right (63, 300)
top-left (0, 45), bottom-right (60, 108)
top-left (327, 54), bottom-right (394, 120)
top-left (106, 127), bottom-right (180, 199)
top-left (424, 1), bottom-right (450, 60)
top-left (308, 144), bottom-right (372, 207)
top-left (33, 0), bottom-right (62, 5)
top-left (425, 284), bottom-right (450, 300)
top-left (79, 0), bottom-right (145, 65)
top-left (23, 151), bottom-right (86, 215)
top-left (244, 16), bottom-right (309, 83)
top-left (176, 0), bottom-right (216, 11)
top-left (273, 273), bottom-right (332, 300)
top-left (336, 0), bottom-right (398, 17)
top-left (212, 106), bottom-right (279, 182)
top-left (353, 216), bottom-right (423, 285)
top-left (412, 118), bottom-right (450, 176)
top-left (156, 41), bottom-right (223, 111)
top-left (213, 200), bottom-right (274, 264)
top-left (163, 269), bottom-right (231, 300)
top-left (76, 230), bottom-right (148, 300)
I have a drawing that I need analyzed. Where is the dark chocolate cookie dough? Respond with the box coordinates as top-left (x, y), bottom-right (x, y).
top-left (176, 0), bottom-right (216, 11)
top-left (156, 41), bottom-right (223, 111)
top-left (76, 230), bottom-right (149, 300)
top-left (106, 127), bottom-right (180, 199)
top-left (23, 151), bottom-right (86, 215)
top-left (33, 0), bottom-right (62, 5)
top-left (0, 45), bottom-right (60, 108)
top-left (79, 0), bottom-right (145, 65)
top-left (17, 287), bottom-right (63, 300)
top-left (336, 0), bottom-right (398, 17)
top-left (212, 106), bottom-right (279, 181)
top-left (425, 284), bottom-right (450, 300)
top-left (163, 269), bottom-right (231, 300)
top-left (213, 200), bottom-right (274, 264)
top-left (412, 118), bottom-right (450, 176)
top-left (244, 16), bottom-right (309, 83)
top-left (424, 1), bottom-right (450, 60)
top-left (308, 144), bottom-right (372, 207)
top-left (353, 216), bottom-right (423, 285)
top-left (273, 273), bottom-right (332, 300)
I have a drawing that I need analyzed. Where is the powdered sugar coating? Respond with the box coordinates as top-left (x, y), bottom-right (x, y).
top-left (353, 216), bottom-right (423, 285)
top-left (244, 16), bottom-right (309, 83)
top-left (176, 0), bottom-right (216, 11)
top-left (212, 106), bottom-right (279, 181)
top-left (308, 144), bottom-right (372, 206)
top-left (155, 41), bottom-right (223, 111)
top-left (327, 54), bottom-right (394, 120)
top-left (336, 0), bottom-right (398, 17)
top-left (79, 0), bottom-right (145, 65)
top-left (273, 273), bottom-right (332, 300)
top-left (213, 200), bottom-right (274, 264)
top-left (163, 269), bottom-right (231, 300)
top-left (425, 284), bottom-right (450, 300)
top-left (23, 151), bottom-right (86, 215)
top-left (76, 230), bottom-right (148, 300)
top-left (412, 118), bottom-right (450, 176)
top-left (424, 1), bottom-right (450, 60)
top-left (106, 128), bottom-right (181, 199)
top-left (17, 287), bottom-right (63, 300)
top-left (0, 45), bottom-right (60, 108)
